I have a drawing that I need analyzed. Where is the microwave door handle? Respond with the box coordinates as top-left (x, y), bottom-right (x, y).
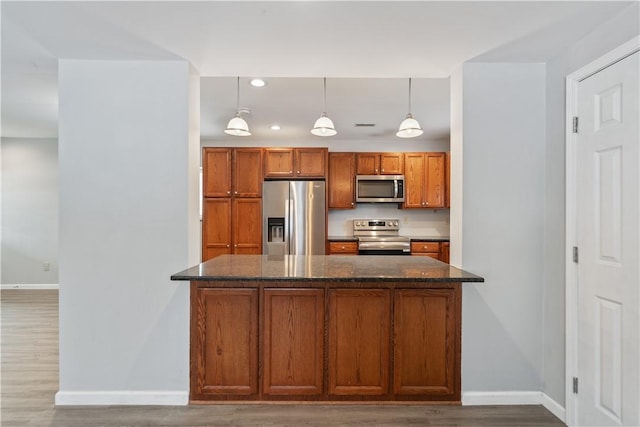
top-left (394, 180), bottom-right (399, 199)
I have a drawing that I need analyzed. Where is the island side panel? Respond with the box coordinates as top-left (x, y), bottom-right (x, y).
top-left (190, 283), bottom-right (259, 401)
top-left (393, 286), bottom-right (461, 401)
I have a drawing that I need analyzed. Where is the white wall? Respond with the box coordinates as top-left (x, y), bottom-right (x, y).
top-left (57, 60), bottom-right (199, 403)
top-left (542, 2), bottom-right (640, 407)
top-left (1, 137), bottom-right (58, 285)
top-left (457, 63), bottom-right (547, 393)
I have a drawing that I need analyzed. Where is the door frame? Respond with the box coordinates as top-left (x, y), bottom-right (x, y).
top-left (565, 36), bottom-right (640, 426)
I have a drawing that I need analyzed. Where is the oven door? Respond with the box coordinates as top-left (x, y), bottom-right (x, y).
top-left (357, 237), bottom-right (411, 255)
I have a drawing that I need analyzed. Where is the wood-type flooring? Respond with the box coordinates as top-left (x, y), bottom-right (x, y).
top-left (1, 289), bottom-right (565, 426)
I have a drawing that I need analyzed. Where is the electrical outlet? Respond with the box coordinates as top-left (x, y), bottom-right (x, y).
top-left (43, 262), bottom-right (50, 271)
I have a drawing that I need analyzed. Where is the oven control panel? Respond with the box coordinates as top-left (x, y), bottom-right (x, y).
top-left (353, 219), bottom-right (400, 231)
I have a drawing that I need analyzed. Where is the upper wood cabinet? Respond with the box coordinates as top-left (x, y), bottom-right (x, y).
top-left (264, 147), bottom-right (327, 178)
top-left (328, 152), bottom-right (356, 209)
top-left (404, 152), bottom-right (446, 209)
top-left (445, 152), bottom-right (451, 208)
top-left (356, 153), bottom-right (404, 175)
top-left (203, 148), bottom-right (262, 198)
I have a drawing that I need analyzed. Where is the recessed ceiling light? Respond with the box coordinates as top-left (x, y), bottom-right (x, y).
top-left (250, 78), bottom-right (266, 87)
top-left (270, 124), bottom-right (281, 131)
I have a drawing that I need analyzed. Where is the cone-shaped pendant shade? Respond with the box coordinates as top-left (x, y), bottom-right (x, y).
top-left (311, 112), bottom-right (337, 136)
top-left (396, 113), bottom-right (423, 138)
top-left (225, 113), bottom-right (251, 136)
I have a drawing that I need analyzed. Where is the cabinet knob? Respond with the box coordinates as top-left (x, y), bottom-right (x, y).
top-left (381, 169), bottom-right (384, 172)
top-left (297, 170), bottom-right (301, 174)
top-left (226, 244), bottom-right (230, 248)
top-left (234, 244), bottom-right (238, 248)
top-left (227, 191), bottom-right (231, 194)
top-left (351, 202), bottom-right (354, 206)
top-left (234, 191), bottom-right (238, 194)
top-left (341, 246), bottom-right (345, 250)
top-left (375, 169), bottom-right (378, 173)
top-left (289, 170), bottom-right (293, 174)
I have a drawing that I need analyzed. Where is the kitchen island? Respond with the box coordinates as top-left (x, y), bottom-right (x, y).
top-left (171, 255), bottom-right (483, 403)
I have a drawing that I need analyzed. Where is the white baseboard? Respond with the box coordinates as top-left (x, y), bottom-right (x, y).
top-left (541, 393), bottom-right (566, 423)
top-left (54, 390), bottom-right (189, 406)
top-left (462, 391), bottom-right (565, 423)
top-left (1, 283), bottom-right (58, 290)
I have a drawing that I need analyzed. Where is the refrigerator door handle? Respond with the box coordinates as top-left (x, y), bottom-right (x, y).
top-left (284, 199), bottom-right (290, 255)
top-left (289, 198), bottom-right (296, 255)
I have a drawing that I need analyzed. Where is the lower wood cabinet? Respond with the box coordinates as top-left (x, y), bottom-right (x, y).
top-left (191, 284), bottom-right (461, 402)
top-left (327, 241), bottom-right (358, 255)
top-left (394, 289), bottom-right (459, 398)
top-left (191, 288), bottom-right (258, 400)
top-left (263, 289), bottom-right (324, 396)
top-left (328, 289), bottom-right (390, 395)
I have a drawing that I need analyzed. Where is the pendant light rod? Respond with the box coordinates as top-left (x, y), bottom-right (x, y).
top-left (323, 77), bottom-right (327, 113)
top-left (408, 77), bottom-right (412, 113)
top-left (236, 76), bottom-right (240, 112)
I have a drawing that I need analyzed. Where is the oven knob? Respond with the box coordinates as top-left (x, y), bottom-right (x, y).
top-left (393, 221), bottom-right (398, 226)
top-left (355, 221), bottom-right (361, 227)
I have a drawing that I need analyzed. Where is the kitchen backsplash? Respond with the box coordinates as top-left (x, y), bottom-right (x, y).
top-left (328, 205), bottom-right (450, 237)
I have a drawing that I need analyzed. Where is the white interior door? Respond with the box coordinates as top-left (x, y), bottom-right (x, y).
top-left (576, 50), bottom-right (639, 426)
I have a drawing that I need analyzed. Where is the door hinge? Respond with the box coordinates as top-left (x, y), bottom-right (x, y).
top-left (572, 116), bottom-right (579, 133)
top-left (573, 377), bottom-right (578, 394)
top-left (573, 246), bottom-right (579, 263)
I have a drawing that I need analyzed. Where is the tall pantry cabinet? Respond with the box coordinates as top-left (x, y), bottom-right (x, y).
top-left (202, 148), bottom-right (263, 261)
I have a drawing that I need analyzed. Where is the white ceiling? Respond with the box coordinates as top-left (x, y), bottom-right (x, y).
top-left (1, 1), bottom-right (632, 140)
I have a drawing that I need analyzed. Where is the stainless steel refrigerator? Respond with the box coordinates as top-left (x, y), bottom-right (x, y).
top-left (263, 180), bottom-right (326, 256)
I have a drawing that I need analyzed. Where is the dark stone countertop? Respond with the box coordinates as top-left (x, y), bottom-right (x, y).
top-left (409, 236), bottom-right (450, 242)
top-left (171, 255), bottom-right (483, 283)
top-left (327, 236), bottom-right (359, 241)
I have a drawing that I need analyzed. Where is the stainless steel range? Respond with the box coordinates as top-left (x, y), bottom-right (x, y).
top-left (353, 219), bottom-right (411, 255)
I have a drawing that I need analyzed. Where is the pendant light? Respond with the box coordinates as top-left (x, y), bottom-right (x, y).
top-left (311, 77), bottom-right (337, 137)
top-left (396, 78), bottom-right (423, 138)
top-left (225, 77), bottom-right (251, 136)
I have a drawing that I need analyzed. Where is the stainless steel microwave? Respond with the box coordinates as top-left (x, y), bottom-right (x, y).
top-left (355, 175), bottom-right (405, 203)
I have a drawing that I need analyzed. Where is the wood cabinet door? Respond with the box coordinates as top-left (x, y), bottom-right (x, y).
top-left (393, 289), bottom-right (460, 400)
top-left (440, 242), bottom-right (450, 264)
top-left (263, 289), bottom-right (324, 396)
top-left (445, 152), bottom-right (451, 208)
top-left (191, 288), bottom-right (258, 398)
top-left (233, 148), bottom-right (263, 197)
top-left (202, 198), bottom-right (232, 261)
top-left (403, 153), bottom-right (426, 208)
top-left (328, 289), bottom-right (390, 395)
top-left (232, 198), bottom-right (262, 255)
top-left (203, 148), bottom-right (232, 198)
top-left (425, 153), bottom-right (446, 208)
top-left (379, 153), bottom-right (404, 175)
top-left (296, 148), bottom-right (327, 178)
top-left (328, 153), bottom-right (356, 209)
top-left (264, 149), bottom-right (294, 178)
top-left (356, 153), bottom-right (380, 175)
